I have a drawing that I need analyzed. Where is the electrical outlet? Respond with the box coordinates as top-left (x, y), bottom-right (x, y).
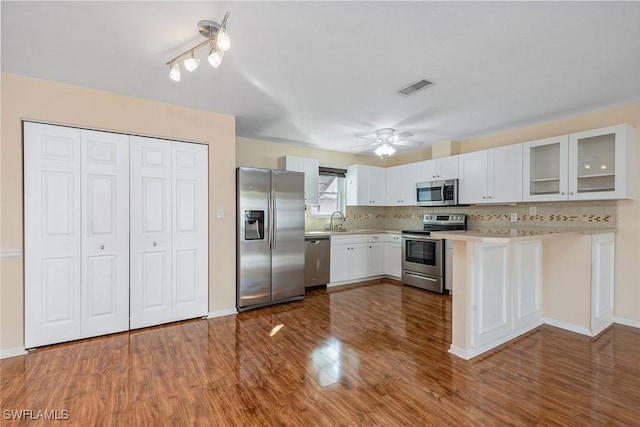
top-left (217, 208), bottom-right (225, 218)
top-left (510, 213), bottom-right (518, 222)
top-left (529, 206), bottom-right (537, 216)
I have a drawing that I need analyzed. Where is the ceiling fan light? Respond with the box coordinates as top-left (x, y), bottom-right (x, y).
top-left (183, 52), bottom-right (200, 72)
top-left (374, 143), bottom-right (396, 157)
top-left (208, 47), bottom-right (224, 68)
top-left (169, 62), bottom-right (181, 81)
top-left (216, 28), bottom-right (231, 51)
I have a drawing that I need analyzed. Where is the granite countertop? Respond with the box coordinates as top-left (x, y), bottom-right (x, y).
top-left (430, 227), bottom-right (617, 243)
top-left (305, 229), bottom-right (401, 237)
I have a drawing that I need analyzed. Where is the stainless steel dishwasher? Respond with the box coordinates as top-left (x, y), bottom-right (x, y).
top-left (304, 235), bottom-right (330, 287)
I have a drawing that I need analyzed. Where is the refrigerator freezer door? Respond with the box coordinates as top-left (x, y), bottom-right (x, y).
top-left (237, 168), bottom-right (272, 308)
top-left (271, 170), bottom-right (305, 302)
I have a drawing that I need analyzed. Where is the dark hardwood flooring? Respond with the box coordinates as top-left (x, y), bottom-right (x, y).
top-left (1, 280), bottom-right (639, 425)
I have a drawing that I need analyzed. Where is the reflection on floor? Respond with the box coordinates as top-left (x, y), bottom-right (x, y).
top-left (1, 279), bottom-right (639, 425)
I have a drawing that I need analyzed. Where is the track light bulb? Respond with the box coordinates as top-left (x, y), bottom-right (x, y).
top-left (184, 52), bottom-right (200, 72)
top-left (216, 28), bottom-right (231, 51)
top-left (208, 47), bottom-right (224, 68)
top-left (169, 63), bottom-right (181, 81)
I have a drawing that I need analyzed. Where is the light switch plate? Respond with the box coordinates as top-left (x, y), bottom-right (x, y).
top-left (217, 208), bottom-right (224, 218)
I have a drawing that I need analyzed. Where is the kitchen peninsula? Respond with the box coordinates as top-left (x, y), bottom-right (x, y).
top-left (431, 227), bottom-right (616, 360)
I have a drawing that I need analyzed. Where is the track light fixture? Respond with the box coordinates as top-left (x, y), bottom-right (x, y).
top-left (166, 12), bottom-right (230, 81)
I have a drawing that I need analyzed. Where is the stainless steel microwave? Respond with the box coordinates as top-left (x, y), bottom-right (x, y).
top-left (416, 179), bottom-right (458, 206)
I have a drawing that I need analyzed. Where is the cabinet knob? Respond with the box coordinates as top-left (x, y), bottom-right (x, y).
top-left (100, 245), bottom-right (104, 250)
top-left (561, 192), bottom-right (565, 195)
top-left (482, 196), bottom-right (487, 199)
top-left (153, 241), bottom-right (158, 247)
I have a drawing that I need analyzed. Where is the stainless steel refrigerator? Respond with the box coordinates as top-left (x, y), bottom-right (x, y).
top-left (236, 167), bottom-right (305, 311)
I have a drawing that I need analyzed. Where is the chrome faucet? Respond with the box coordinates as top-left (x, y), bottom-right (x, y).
top-left (330, 211), bottom-right (345, 231)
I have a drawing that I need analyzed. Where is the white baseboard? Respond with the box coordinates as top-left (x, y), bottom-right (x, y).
top-left (207, 308), bottom-right (237, 318)
top-left (614, 316), bottom-right (640, 329)
top-left (0, 347), bottom-right (27, 359)
top-left (328, 275), bottom-right (387, 288)
top-left (448, 345), bottom-right (470, 359)
top-left (449, 321), bottom-right (543, 360)
top-left (543, 318), bottom-right (593, 336)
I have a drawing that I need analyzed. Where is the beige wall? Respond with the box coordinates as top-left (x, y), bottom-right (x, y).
top-left (237, 137), bottom-right (384, 169)
top-left (0, 73), bottom-right (237, 352)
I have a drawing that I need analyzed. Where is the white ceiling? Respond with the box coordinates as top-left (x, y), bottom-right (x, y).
top-left (3, 1), bottom-right (640, 156)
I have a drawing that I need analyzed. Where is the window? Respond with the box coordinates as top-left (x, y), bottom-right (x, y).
top-left (310, 167), bottom-right (346, 217)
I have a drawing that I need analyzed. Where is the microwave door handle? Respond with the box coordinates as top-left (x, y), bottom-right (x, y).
top-left (440, 185), bottom-right (445, 202)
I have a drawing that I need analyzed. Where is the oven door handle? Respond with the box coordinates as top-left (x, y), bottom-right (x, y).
top-left (404, 271), bottom-right (438, 282)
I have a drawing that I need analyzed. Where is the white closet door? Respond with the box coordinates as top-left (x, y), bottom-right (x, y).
top-left (80, 130), bottom-right (130, 338)
top-left (24, 122), bottom-right (82, 348)
top-left (129, 136), bottom-right (172, 329)
top-left (171, 142), bottom-right (209, 321)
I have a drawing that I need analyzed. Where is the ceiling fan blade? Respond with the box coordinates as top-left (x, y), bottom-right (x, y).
top-left (355, 132), bottom-right (379, 140)
top-left (396, 131), bottom-right (414, 139)
top-left (349, 142), bottom-right (379, 150)
top-left (393, 140), bottom-right (424, 147)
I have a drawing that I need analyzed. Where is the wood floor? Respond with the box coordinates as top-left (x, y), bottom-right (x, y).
top-left (2, 280), bottom-right (639, 426)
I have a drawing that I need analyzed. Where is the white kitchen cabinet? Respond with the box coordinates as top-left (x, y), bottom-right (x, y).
top-left (278, 155), bottom-right (319, 204)
top-left (417, 155), bottom-right (459, 182)
top-left (385, 234), bottom-right (402, 279)
top-left (522, 135), bottom-right (570, 201)
top-left (329, 235), bottom-right (367, 284)
top-left (568, 124), bottom-right (635, 200)
top-left (366, 234), bottom-right (385, 277)
top-left (459, 144), bottom-right (523, 204)
top-left (386, 163), bottom-right (417, 206)
top-left (523, 125), bottom-right (635, 201)
top-left (346, 165), bottom-right (386, 206)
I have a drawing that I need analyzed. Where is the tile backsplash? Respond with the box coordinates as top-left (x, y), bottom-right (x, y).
top-left (306, 201), bottom-right (617, 231)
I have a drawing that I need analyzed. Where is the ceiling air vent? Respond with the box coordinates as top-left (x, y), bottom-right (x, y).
top-left (397, 79), bottom-right (435, 96)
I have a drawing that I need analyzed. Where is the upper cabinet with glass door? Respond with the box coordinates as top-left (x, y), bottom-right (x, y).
top-left (523, 124), bottom-right (635, 201)
top-left (522, 135), bottom-right (569, 201)
top-left (568, 124), bottom-right (635, 200)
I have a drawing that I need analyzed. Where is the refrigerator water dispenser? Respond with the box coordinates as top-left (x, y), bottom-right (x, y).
top-left (244, 210), bottom-right (264, 240)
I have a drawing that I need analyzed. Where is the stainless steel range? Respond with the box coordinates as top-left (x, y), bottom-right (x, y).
top-left (401, 214), bottom-right (467, 294)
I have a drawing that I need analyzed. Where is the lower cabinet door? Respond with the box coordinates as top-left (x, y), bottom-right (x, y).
top-left (330, 244), bottom-right (350, 283)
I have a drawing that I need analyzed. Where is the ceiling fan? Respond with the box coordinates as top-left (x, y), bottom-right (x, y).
top-left (352, 128), bottom-right (423, 157)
